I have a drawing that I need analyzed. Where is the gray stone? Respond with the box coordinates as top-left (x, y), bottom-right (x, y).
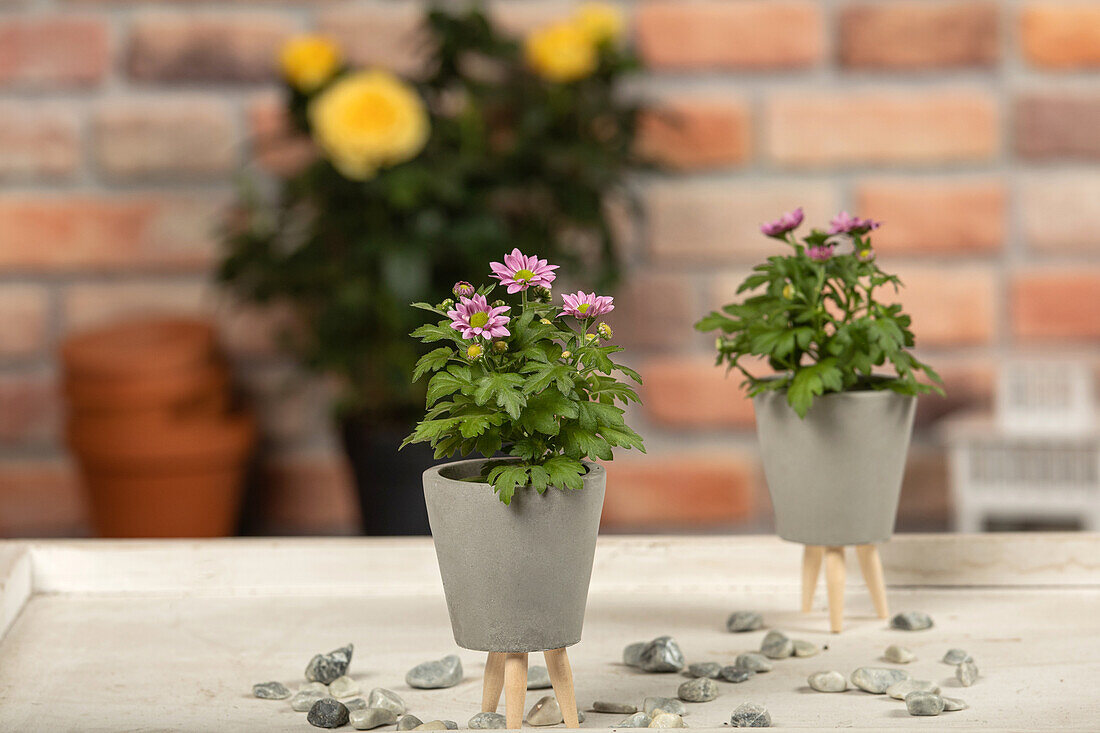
top-left (726, 611), bottom-right (764, 633)
top-left (368, 688), bottom-right (406, 716)
top-left (307, 698), bottom-right (350, 729)
top-left (677, 677), bottom-right (719, 702)
top-left (629, 636), bottom-right (686, 673)
top-left (406, 654), bottom-right (463, 689)
top-left (414, 721), bottom-right (448, 731)
top-left (887, 679), bottom-right (940, 700)
top-left (890, 611), bottom-right (933, 631)
top-left (905, 692), bottom-right (945, 716)
top-left (252, 681), bottom-right (290, 699)
top-left (648, 713), bottom-right (686, 728)
top-left (397, 715), bottom-right (423, 730)
top-left (350, 708), bottom-right (398, 730)
top-left (807, 670), bottom-right (847, 692)
top-left (719, 666), bottom-right (754, 683)
top-left (760, 630), bottom-right (793, 659)
top-left (735, 653), bottom-right (773, 673)
top-left (614, 712), bottom-right (651, 728)
top-left (956, 660), bottom-right (979, 687)
top-left (643, 697), bottom-right (687, 716)
top-left (345, 699), bottom-right (368, 712)
top-left (943, 649), bottom-right (971, 665)
top-left (792, 640), bottom-right (819, 658)
top-left (305, 644), bottom-right (354, 685)
top-left (884, 644), bottom-right (915, 664)
top-left (942, 696), bottom-right (969, 712)
top-left (468, 712), bottom-right (506, 729)
top-left (850, 667), bottom-right (911, 694)
top-left (329, 675), bottom-right (360, 699)
top-left (527, 696), bottom-right (563, 726)
top-left (593, 701), bottom-right (637, 714)
top-left (686, 662), bottom-right (721, 679)
top-left (443, 721), bottom-right (458, 729)
top-left (577, 711), bottom-right (586, 723)
top-left (729, 702), bottom-right (771, 728)
top-left (623, 642), bottom-right (646, 667)
top-left (291, 691), bottom-right (326, 712)
top-left (527, 665), bottom-right (552, 689)
top-left (299, 682), bottom-right (329, 695)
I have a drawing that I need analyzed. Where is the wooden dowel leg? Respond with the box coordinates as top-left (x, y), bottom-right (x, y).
top-left (544, 647), bottom-right (579, 729)
top-left (824, 546), bottom-right (846, 633)
top-left (482, 652), bottom-right (506, 713)
top-left (856, 544), bottom-right (889, 619)
top-left (503, 652), bottom-right (528, 729)
top-left (801, 545), bottom-right (825, 613)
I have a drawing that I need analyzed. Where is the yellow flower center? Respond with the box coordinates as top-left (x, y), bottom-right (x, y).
top-left (514, 268), bottom-right (535, 282)
top-left (469, 312), bottom-right (489, 329)
top-left (577, 303), bottom-right (591, 315)
top-left (466, 344), bottom-right (483, 359)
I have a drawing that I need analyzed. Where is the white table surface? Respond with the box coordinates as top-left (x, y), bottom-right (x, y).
top-left (0, 533), bottom-right (1097, 732)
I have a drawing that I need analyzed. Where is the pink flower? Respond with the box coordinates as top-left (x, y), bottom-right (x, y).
top-left (807, 244), bottom-right (834, 262)
top-left (489, 248), bottom-right (559, 294)
top-left (452, 281), bottom-right (475, 297)
top-left (447, 294), bottom-right (511, 340)
top-left (761, 207), bottom-right (804, 237)
top-left (561, 291), bottom-right (614, 319)
top-left (827, 211), bottom-right (881, 236)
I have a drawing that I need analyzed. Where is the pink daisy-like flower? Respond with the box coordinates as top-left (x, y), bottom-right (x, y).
top-left (561, 291), bottom-right (614, 319)
top-left (760, 207), bottom-right (804, 238)
top-left (489, 248), bottom-right (559, 294)
top-left (447, 294), bottom-right (511, 340)
top-left (827, 211), bottom-right (881, 236)
top-left (807, 244), bottom-right (834, 262)
top-left (452, 281), bottom-right (475, 297)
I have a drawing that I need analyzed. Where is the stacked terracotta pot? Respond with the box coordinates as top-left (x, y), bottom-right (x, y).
top-left (62, 318), bottom-right (255, 538)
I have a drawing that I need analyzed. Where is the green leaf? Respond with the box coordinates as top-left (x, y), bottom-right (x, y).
top-left (543, 455), bottom-right (585, 491)
top-left (412, 322), bottom-right (462, 344)
top-left (487, 464), bottom-right (530, 505)
top-left (473, 372), bottom-right (527, 420)
top-left (787, 360), bottom-right (843, 418)
top-left (412, 347), bottom-right (453, 382)
top-left (520, 390), bottom-right (579, 436)
top-left (426, 368), bottom-right (468, 406)
top-left (599, 424), bottom-right (645, 452)
top-left (560, 425), bottom-right (613, 461)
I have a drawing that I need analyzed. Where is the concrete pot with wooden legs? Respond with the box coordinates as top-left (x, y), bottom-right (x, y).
top-left (423, 459), bottom-right (606, 728)
top-left (753, 389), bottom-right (916, 633)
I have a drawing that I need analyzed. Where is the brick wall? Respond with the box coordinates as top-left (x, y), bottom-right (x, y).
top-left (1, 0), bottom-right (1098, 536)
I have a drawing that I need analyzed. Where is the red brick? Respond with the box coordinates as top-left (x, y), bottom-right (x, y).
top-left (641, 355), bottom-right (755, 429)
top-left (0, 285), bottom-right (50, 358)
top-left (840, 2), bottom-right (999, 70)
top-left (0, 195), bottom-right (227, 272)
top-left (1012, 269), bottom-right (1100, 342)
top-left (259, 452), bottom-right (360, 535)
top-left (637, 97), bottom-right (751, 171)
top-left (893, 265), bottom-right (997, 347)
top-left (767, 91), bottom-right (999, 167)
top-left (0, 103), bottom-right (79, 180)
top-left (0, 16), bottom-right (109, 88)
top-left (247, 93), bottom-right (315, 177)
top-left (1021, 3), bottom-right (1100, 69)
top-left (855, 179), bottom-right (1005, 255)
top-left (62, 279), bottom-right (210, 332)
top-left (0, 371), bottom-right (59, 445)
top-left (0, 459), bottom-right (88, 537)
top-left (92, 98), bottom-right (236, 180)
top-left (1015, 93), bottom-right (1100, 160)
top-left (647, 181), bottom-right (838, 264)
top-left (317, 5), bottom-right (426, 77)
top-left (1020, 173), bottom-right (1100, 252)
top-left (636, 1), bottom-right (823, 70)
top-left (128, 12), bottom-right (294, 83)
top-left (604, 270), bottom-right (702, 350)
top-left (602, 453), bottom-right (757, 529)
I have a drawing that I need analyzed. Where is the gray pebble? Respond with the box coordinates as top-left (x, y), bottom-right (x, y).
top-left (677, 677), bottom-right (719, 702)
top-left (299, 682), bottom-right (329, 695)
top-left (807, 670), bottom-right (847, 692)
top-left (329, 675), bottom-right (360, 699)
top-left (730, 702), bottom-right (771, 727)
top-left (291, 691), bottom-right (326, 712)
top-left (468, 712), bottom-right (506, 729)
top-left (253, 681), bottom-right (290, 699)
top-left (890, 611), bottom-right (933, 631)
top-left (527, 696), bottom-right (563, 726)
top-left (643, 697), bottom-right (687, 716)
top-left (305, 644), bottom-right (354, 685)
top-left (956, 659), bottom-right (979, 686)
top-left (735, 653), bottom-right (773, 673)
top-left (527, 665), bottom-right (552, 689)
top-left (942, 696), bottom-right (969, 712)
top-left (623, 642), bottom-right (646, 667)
top-left (726, 611), bottom-right (764, 633)
top-left (414, 721), bottom-right (448, 731)
top-left (368, 688), bottom-right (406, 716)
top-left (884, 644), bottom-right (915, 664)
top-left (443, 721), bottom-right (459, 729)
top-left (760, 630), bottom-right (793, 659)
top-left (307, 698), bottom-right (350, 729)
top-left (633, 636), bottom-right (686, 673)
top-left (406, 654), bottom-right (463, 689)
top-left (614, 712), bottom-right (651, 728)
top-left (792, 640), bottom-right (819, 658)
top-left (648, 713), bottom-right (686, 728)
top-left (719, 665), bottom-right (754, 683)
top-left (594, 701), bottom-right (637, 714)
top-left (397, 715), bottom-right (423, 730)
top-left (350, 708), bottom-right (398, 730)
top-left (887, 679), bottom-right (940, 700)
top-left (686, 662), bottom-right (722, 679)
top-left (850, 667), bottom-right (911, 694)
top-left (943, 648), bottom-right (971, 664)
top-left (345, 699), bottom-right (368, 712)
top-left (905, 691), bottom-right (945, 716)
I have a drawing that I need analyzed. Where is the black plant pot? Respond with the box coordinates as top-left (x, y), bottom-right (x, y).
top-left (339, 416), bottom-right (438, 536)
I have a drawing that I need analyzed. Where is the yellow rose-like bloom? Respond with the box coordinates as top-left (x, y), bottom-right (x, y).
top-left (525, 22), bottom-right (597, 83)
top-left (308, 70), bottom-right (430, 180)
top-left (280, 35), bottom-right (341, 93)
top-left (574, 2), bottom-right (624, 44)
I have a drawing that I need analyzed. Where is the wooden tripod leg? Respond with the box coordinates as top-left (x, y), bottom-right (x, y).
top-left (801, 545), bottom-right (825, 612)
top-left (544, 647), bottom-right (579, 729)
top-left (503, 652), bottom-right (528, 729)
top-left (482, 652), bottom-right (506, 713)
top-left (856, 544), bottom-right (889, 619)
top-left (824, 546), bottom-right (846, 633)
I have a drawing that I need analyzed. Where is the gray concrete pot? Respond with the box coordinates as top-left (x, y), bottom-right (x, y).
top-left (422, 459), bottom-right (606, 653)
top-left (753, 389), bottom-right (916, 546)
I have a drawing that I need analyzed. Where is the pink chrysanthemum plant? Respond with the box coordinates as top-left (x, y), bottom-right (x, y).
top-left (695, 209), bottom-right (943, 417)
top-left (404, 250), bottom-right (645, 504)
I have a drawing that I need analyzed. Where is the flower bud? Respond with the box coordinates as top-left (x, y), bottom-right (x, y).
top-left (597, 323), bottom-right (613, 340)
top-left (585, 333), bottom-right (597, 342)
top-left (440, 298), bottom-right (455, 309)
top-left (540, 318), bottom-right (552, 325)
top-left (857, 247), bottom-right (875, 261)
top-left (715, 337), bottom-right (723, 351)
top-left (534, 286), bottom-right (552, 303)
top-left (782, 284), bottom-right (794, 299)
top-left (492, 340), bottom-right (508, 354)
top-left (466, 343), bottom-right (484, 360)
top-left (561, 350), bottom-right (572, 359)
top-left (452, 281), bottom-right (475, 297)
top-left (492, 299), bottom-right (505, 308)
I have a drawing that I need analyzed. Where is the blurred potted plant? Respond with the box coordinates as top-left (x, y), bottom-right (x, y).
top-left (405, 250), bottom-right (643, 727)
top-left (217, 2), bottom-right (644, 534)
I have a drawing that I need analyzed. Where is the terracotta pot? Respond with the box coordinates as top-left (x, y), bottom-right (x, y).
top-left (63, 361), bottom-right (230, 416)
top-left (61, 317), bottom-right (216, 380)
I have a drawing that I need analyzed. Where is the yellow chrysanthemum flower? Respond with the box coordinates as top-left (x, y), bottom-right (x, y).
top-left (574, 2), bottom-right (624, 44)
top-left (308, 70), bottom-right (430, 180)
top-left (525, 22), bottom-right (598, 83)
top-left (280, 35), bottom-right (342, 93)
